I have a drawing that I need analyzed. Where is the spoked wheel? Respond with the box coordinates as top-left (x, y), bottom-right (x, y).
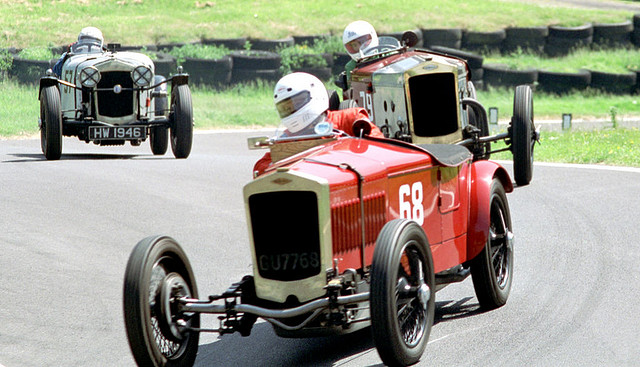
top-left (470, 178), bottom-right (514, 310)
top-left (150, 76), bottom-right (169, 155)
top-left (511, 84), bottom-right (535, 186)
top-left (39, 85), bottom-right (62, 160)
top-left (371, 219), bottom-right (435, 367)
top-left (170, 84), bottom-right (193, 159)
top-left (123, 235), bottom-right (200, 367)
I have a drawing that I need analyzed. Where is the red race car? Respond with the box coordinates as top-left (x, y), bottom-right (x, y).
top-left (122, 32), bottom-right (536, 367)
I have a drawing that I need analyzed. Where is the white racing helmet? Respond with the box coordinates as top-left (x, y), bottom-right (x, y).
top-left (274, 72), bottom-right (329, 134)
top-left (77, 26), bottom-right (104, 48)
top-left (342, 20), bottom-right (378, 60)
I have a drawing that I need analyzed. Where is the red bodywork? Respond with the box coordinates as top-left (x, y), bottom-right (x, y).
top-left (262, 135), bottom-right (512, 274)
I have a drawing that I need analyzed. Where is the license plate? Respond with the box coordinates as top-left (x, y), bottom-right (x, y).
top-left (89, 126), bottom-right (147, 140)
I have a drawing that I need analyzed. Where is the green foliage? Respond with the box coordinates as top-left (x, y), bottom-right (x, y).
top-left (138, 46), bottom-right (158, 60)
top-left (279, 45), bottom-right (328, 74)
top-left (0, 49), bottom-right (12, 72)
top-left (278, 36), bottom-right (342, 74)
top-left (165, 43), bottom-right (230, 65)
top-left (16, 47), bottom-right (56, 61)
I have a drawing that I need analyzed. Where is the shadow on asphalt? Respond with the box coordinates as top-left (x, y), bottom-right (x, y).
top-left (194, 297), bottom-right (485, 366)
top-left (2, 152), bottom-right (171, 162)
top-left (195, 323), bottom-right (380, 367)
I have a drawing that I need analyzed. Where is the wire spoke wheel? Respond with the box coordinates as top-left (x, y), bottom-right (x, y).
top-left (471, 179), bottom-right (514, 310)
top-left (371, 219), bottom-right (434, 366)
top-left (123, 235), bottom-right (200, 367)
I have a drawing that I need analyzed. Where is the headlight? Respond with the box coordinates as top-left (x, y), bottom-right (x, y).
top-left (79, 66), bottom-right (101, 88)
top-left (131, 65), bottom-right (153, 87)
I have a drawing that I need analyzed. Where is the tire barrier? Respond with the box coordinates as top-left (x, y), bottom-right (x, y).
top-left (545, 24), bottom-right (593, 57)
top-left (201, 37), bottom-right (248, 50)
top-left (421, 28), bottom-right (462, 49)
top-left (153, 52), bottom-right (177, 77)
top-left (182, 56), bottom-right (233, 87)
top-left (593, 21), bottom-right (633, 48)
top-left (589, 70), bottom-right (637, 95)
top-left (537, 69), bottom-right (591, 94)
top-left (288, 53), bottom-right (333, 80)
top-left (634, 14), bottom-right (640, 46)
top-left (248, 36), bottom-right (294, 52)
top-left (428, 45), bottom-right (483, 70)
top-left (332, 52), bottom-right (351, 75)
top-left (504, 26), bottom-right (548, 53)
top-left (292, 34), bottom-right (331, 46)
top-left (229, 50), bottom-right (281, 84)
top-left (483, 63), bottom-right (537, 88)
top-left (8, 13), bottom-right (640, 94)
top-left (10, 56), bottom-right (55, 84)
top-left (462, 29), bottom-right (506, 53)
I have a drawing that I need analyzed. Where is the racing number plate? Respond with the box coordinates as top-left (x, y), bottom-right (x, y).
top-left (89, 126), bottom-right (147, 140)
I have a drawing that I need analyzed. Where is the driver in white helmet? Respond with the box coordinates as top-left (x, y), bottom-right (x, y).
top-left (52, 26), bottom-right (105, 77)
top-left (342, 20), bottom-right (378, 89)
top-left (253, 72), bottom-right (383, 176)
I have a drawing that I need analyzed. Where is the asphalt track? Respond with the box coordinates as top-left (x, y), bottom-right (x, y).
top-left (1, 131), bottom-right (639, 366)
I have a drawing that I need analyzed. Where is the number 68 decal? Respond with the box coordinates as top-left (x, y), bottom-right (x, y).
top-left (399, 182), bottom-right (424, 225)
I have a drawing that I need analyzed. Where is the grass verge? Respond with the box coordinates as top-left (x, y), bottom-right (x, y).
top-left (0, 0), bottom-right (634, 48)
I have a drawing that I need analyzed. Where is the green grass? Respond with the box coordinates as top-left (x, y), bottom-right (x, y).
top-left (477, 87), bottom-right (640, 121)
top-left (491, 128), bottom-right (640, 166)
top-left (485, 48), bottom-right (640, 73)
top-left (0, 81), bottom-right (37, 137)
top-left (0, 0), bottom-right (633, 48)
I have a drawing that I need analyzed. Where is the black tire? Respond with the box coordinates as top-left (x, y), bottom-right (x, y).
top-left (12, 56), bottom-right (53, 84)
top-left (537, 69), bottom-right (591, 94)
top-left (462, 30), bottom-right (506, 52)
top-left (39, 85), bottom-right (62, 160)
top-left (201, 37), bottom-right (248, 50)
top-left (511, 85), bottom-right (534, 186)
top-left (504, 26), bottom-right (549, 53)
top-left (548, 24), bottom-right (593, 39)
top-left (483, 64), bottom-right (537, 88)
top-left (428, 46), bottom-right (483, 69)
top-left (593, 21), bottom-right (633, 47)
top-left (170, 84), bottom-right (193, 159)
top-left (332, 52), bottom-right (352, 74)
top-left (470, 179), bottom-right (514, 310)
top-left (153, 53), bottom-right (177, 78)
top-left (504, 26), bottom-right (549, 39)
top-left (469, 67), bottom-right (483, 81)
top-left (421, 28), bottom-right (463, 49)
top-left (230, 50), bottom-right (282, 69)
top-left (545, 36), bottom-right (593, 56)
top-left (248, 36), bottom-right (295, 51)
top-left (151, 76), bottom-right (169, 155)
top-left (123, 235), bottom-right (200, 367)
top-left (328, 89), bottom-right (340, 111)
top-left (466, 81), bottom-right (491, 160)
top-left (182, 56), bottom-right (232, 87)
top-left (371, 219), bottom-right (435, 367)
top-left (589, 70), bottom-right (636, 95)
